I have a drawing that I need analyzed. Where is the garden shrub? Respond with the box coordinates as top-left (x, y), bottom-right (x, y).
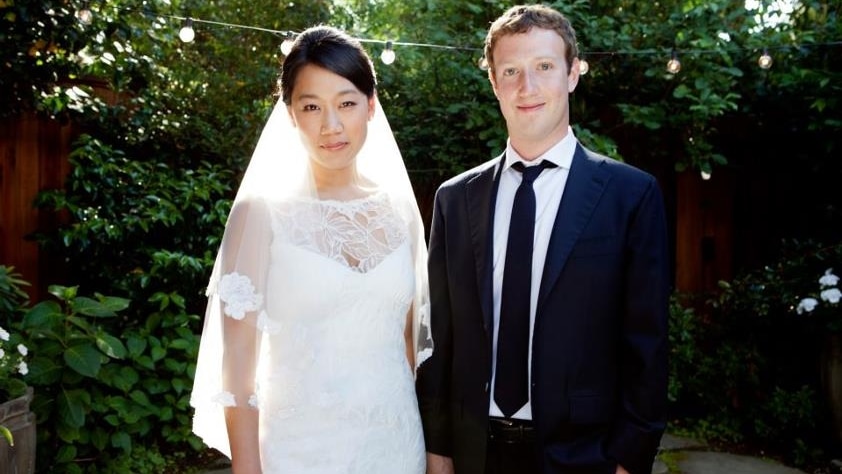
top-left (22, 131), bottom-right (230, 471)
top-left (668, 239), bottom-right (842, 465)
top-left (20, 284), bottom-right (201, 473)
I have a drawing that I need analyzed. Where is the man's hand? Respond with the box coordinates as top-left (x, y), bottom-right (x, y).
top-left (426, 452), bottom-right (455, 474)
top-left (616, 464), bottom-right (630, 474)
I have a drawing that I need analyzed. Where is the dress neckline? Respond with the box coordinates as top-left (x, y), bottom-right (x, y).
top-left (309, 190), bottom-right (386, 206)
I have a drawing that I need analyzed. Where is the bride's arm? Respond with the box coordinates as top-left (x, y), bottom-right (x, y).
top-left (217, 198), bottom-right (270, 473)
top-left (404, 307), bottom-right (415, 372)
top-left (223, 313), bottom-right (262, 473)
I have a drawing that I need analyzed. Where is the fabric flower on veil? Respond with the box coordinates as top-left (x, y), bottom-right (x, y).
top-left (218, 272), bottom-right (263, 320)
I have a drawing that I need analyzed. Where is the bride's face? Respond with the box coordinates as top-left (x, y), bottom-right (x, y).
top-left (287, 64), bottom-right (375, 176)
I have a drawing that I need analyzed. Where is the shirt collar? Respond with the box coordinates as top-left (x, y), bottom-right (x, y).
top-left (504, 127), bottom-right (577, 171)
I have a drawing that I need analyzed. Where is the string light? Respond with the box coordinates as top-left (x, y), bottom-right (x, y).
top-left (478, 56), bottom-right (489, 71)
top-left (666, 49), bottom-right (681, 74)
top-left (109, 7), bottom-right (842, 74)
top-left (758, 48), bottom-right (773, 69)
top-left (701, 170), bottom-right (712, 180)
top-left (578, 57), bottom-right (589, 75)
top-left (179, 18), bottom-right (195, 43)
top-left (280, 34), bottom-right (296, 56)
top-left (75, 4), bottom-right (93, 25)
top-left (380, 41), bottom-right (396, 65)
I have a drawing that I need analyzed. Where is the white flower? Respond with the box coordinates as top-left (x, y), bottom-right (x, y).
top-left (17, 344), bottom-right (28, 356)
top-left (218, 272), bottom-right (263, 320)
top-left (248, 393), bottom-right (259, 408)
top-left (0, 348), bottom-right (5, 359)
top-left (797, 297), bottom-right (819, 314)
top-left (211, 391), bottom-right (237, 407)
top-left (17, 361), bottom-right (28, 376)
top-left (821, 288), bottom-right (842, 304)
top-left (820, 268), bottom-right (840, 288)
top-left (0, 326), bottom-right (9, 342)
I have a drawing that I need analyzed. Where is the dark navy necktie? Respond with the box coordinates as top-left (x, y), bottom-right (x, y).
top-left (494, 160), bottom-right (556, 418)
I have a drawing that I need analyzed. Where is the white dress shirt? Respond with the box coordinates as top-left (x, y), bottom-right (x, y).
top-left (489, 128), bottom-right (577, 420)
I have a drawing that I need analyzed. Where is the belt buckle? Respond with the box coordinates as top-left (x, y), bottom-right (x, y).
top-left (490, 418), bottom-right (528, 444)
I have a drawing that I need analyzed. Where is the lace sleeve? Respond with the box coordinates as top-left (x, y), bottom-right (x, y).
top-left (403, 196), bottom-right (433, 373)
top-left (191, 198), bottom-right (273, 457)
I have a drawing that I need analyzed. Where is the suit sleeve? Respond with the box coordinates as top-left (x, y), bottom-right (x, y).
top-left (416, 187), bottom-right (454, 456)
top-left (606, 176), bottom-right (670, 474)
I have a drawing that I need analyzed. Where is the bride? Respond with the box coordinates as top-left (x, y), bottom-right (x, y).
top-left (190, 26), bottom-right (432, 473)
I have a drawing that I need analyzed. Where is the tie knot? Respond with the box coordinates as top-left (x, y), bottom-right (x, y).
top-left (512, 160), bottom-right (555, 184)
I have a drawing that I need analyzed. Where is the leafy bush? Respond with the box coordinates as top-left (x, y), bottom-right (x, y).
top-left (21, 284), bottom-right (201, 473)
top-left (34, 134), bottom-right (232, 305)
top-left (668, 240), bottom-right (842, 465)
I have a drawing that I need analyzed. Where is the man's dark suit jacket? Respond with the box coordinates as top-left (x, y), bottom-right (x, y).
top-left (416, 144), bottom-right (669, 474)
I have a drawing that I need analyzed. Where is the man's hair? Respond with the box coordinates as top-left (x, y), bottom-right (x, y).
top-left (484, 4), bottom-right (578, 75)
top-left (279, 25), bottom-right (376, 105)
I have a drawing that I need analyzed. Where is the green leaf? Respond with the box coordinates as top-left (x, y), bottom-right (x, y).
top-left (56, 444), bottom-right (78, 463)
top-left (0, 425), bottom-right (13, 446)
top-left (58, 388), bottom-right (90, 429)
top-left (114, 366), bottom-right (140, 392)
top-left (64, 343), bottom-right (102, 377)
top-left (91, 427), bottom-right (109, 451)
top-left (126, 335), bottom-right (147, 358)
top-left (151, 345), bottom-right (166, 361)
top-left (129, 390), bottom-right (152, 407)
top-left (111, 431), bottom-right (131, 453)
top-left (136, 355), bottom-right (155, 370)
top-left (67, 315), bottom-right (93, 333)
top-left (96, 334), bottom-right (127, 359)
top-left (172, 377), bottom-right (186, 394)
top-left (673, 84), bottom-right (691, 99)
top-left (96, 294), bottom-right (131, 312)
top-left (170, 292), bottom-right (186, 309)
top-left (22, 301), bottom-right (63, 330)
top-left (72, 296), bottom-right (117, 317)
top-left (169, 338), bottom-right (192, 350)
top-left (150, 292), bottom-right (169, 311)
top-left (48, 285), bottom-right (77, 302)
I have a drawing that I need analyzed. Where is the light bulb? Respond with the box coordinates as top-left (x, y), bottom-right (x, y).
top-left (701, 170), bottom-right (711, 180)
top-left (478, 56), bottom-right (489, 71)
top-left (380, 41), bottom-right (395, 65)
top-left (666, 50), bottom-right (681, 74)
top-left (280, 36), bottom-right (295, 56)
top-left (578, 59), bottom-right (589, 75)
top-left (75, 7), bottom-right (93, 25)
top-left (179, 18), bottom-right (195, 43)
top-left (758, 49), bottom-right (773, 69)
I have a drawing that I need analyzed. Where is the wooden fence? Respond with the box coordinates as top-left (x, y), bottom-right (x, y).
top-left (0, 114), bottom-right (75, 301)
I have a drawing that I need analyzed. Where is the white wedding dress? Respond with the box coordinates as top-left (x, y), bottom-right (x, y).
top-left (214, 192), bottom-right (425, 473)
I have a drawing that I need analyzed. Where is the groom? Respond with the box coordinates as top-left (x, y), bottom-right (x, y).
top-left (416, 5), bottom-right (669, 474)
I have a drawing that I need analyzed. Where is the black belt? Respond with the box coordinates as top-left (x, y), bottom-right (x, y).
top-left (488, 417), bottom-right (536, 444)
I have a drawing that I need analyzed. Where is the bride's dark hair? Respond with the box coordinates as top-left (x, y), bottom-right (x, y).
top-left (280, 25), bottom-right (377, 105)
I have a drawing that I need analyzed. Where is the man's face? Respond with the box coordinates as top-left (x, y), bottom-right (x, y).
top-left (489, 27), bottom-right (580, 160)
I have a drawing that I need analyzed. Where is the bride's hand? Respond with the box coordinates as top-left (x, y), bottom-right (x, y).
top-left (426, 452), bottom-right (455, 474)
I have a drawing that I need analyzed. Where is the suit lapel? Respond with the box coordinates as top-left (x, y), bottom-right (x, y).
top-left (466, 156), bottom-right (504, 335)
top-left (538, 145), bottom-right (610, 308)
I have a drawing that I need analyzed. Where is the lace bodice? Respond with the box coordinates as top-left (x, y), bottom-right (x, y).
top-left (273, 192), bottom-right (408, 273)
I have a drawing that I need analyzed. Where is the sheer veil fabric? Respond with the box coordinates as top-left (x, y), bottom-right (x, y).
top-left (190, 96), bottom-right (432, 458)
